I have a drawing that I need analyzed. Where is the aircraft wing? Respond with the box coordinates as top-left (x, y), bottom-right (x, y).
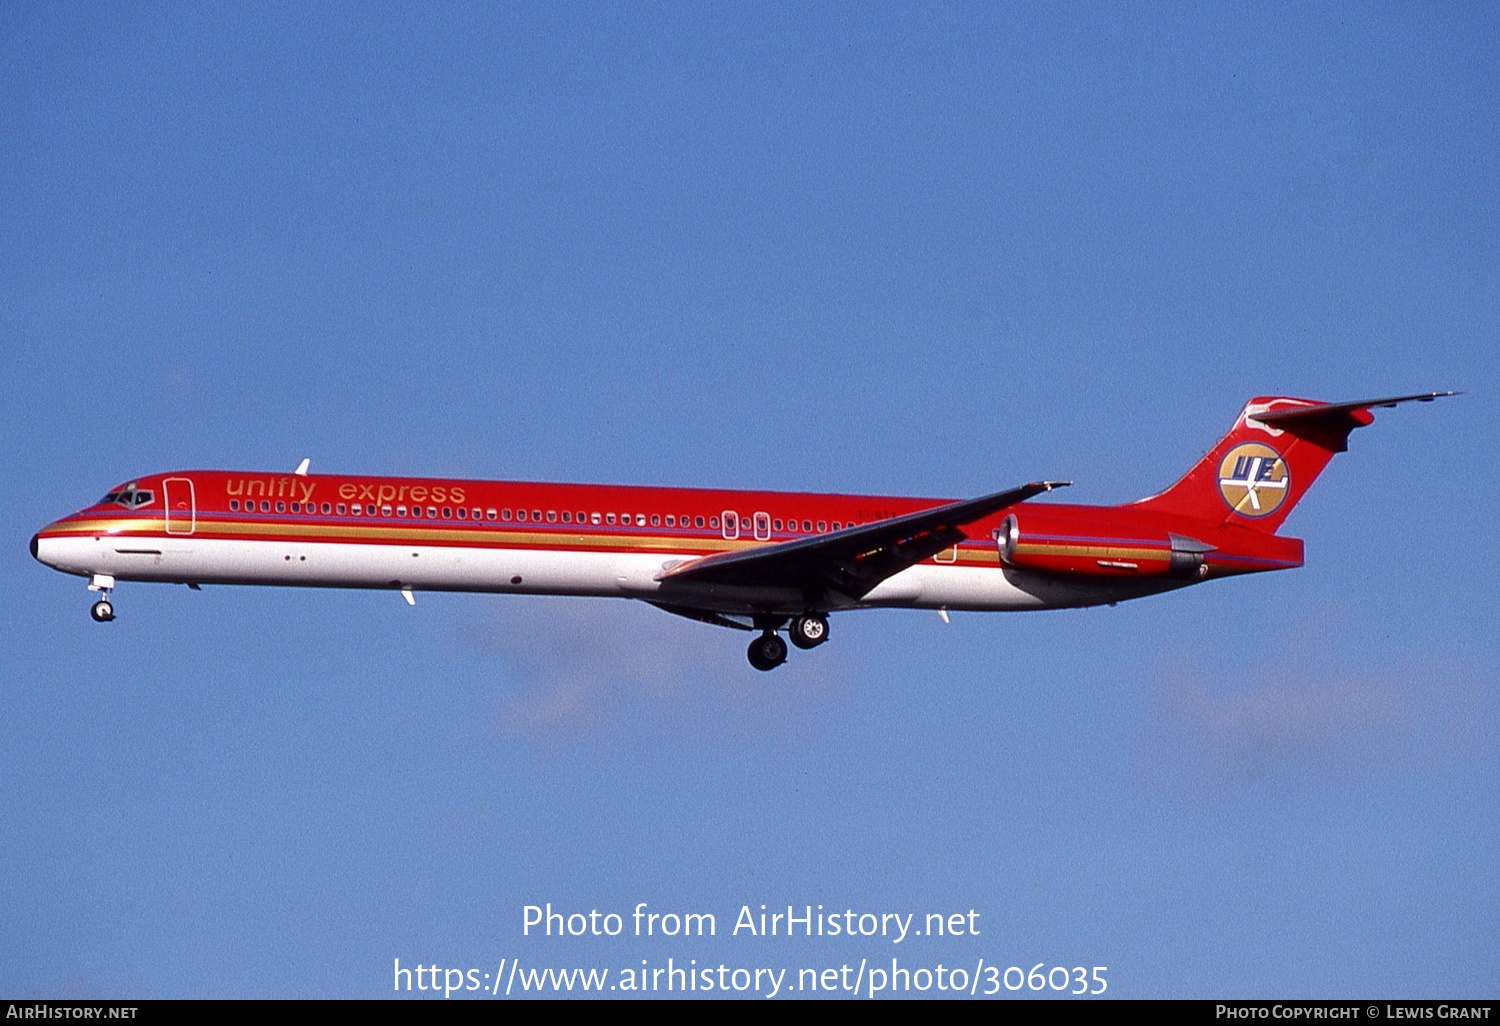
top-left (656, 480), bottom-right (1068, 601)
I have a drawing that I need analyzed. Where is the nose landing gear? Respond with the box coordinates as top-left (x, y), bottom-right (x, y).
top-left (87, 573), bottom-right (116, 623)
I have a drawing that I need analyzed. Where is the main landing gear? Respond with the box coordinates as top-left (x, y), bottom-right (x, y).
top-left (745, 614), bottom-right (829, 671)
top-left (87, 573), bottom-right (115, 622)
top-left (789, 613), bottom-right (829, 650)
top-left (747, 632), bottom-right (788, 671)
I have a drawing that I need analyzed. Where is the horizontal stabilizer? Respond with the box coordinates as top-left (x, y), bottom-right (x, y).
top-left (1253, 391), bottom-right (1458, 453)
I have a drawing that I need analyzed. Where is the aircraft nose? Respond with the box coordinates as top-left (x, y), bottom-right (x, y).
top-left (31, 527), bottom-right (62, 567)
top-left (31, 522), bottom-right (87, 573)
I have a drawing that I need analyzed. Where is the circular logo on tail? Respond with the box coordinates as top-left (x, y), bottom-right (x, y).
top-left (1218, 443), bottom-right (1289, 517)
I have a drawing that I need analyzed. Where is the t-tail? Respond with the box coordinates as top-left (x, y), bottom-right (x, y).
top-left (1129, 392), bottom-right (1457, 533)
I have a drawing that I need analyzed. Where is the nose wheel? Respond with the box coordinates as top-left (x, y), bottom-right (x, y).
top-left (91, 599), bottom-right (115, 622)
top-left (747, 632), bottom-right (788, 671)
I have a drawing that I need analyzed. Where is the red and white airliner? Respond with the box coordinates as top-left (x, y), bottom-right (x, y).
top-left (32, 393), bottom-right (1452, 669)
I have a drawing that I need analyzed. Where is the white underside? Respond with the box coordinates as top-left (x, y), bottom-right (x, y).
top-left (37, 536), bottom-right (1173, 614)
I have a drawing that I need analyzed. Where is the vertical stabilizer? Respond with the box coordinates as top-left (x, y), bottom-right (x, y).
top-left (1129, 393), bottom-right (1454, 533)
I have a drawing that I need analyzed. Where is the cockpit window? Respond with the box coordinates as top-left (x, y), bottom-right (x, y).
top-left (103, 484), bottom-right (154, 509)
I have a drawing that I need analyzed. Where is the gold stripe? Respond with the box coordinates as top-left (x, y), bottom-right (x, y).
top-left (1018, 543), bottom-right (1169, 561)
top-left (54, 516), bottom-right (1009, 564)
top-left (57, 517), bottom-right (767, 554)
top-left (57, 517), bottom-right (169, 534)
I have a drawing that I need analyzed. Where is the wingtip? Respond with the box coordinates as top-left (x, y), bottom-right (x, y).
top-left (1040, 480), bottom-right (1072, 491)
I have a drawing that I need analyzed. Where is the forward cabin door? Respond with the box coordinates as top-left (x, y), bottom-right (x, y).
top-left (163, 478), bottom-right (197, 536)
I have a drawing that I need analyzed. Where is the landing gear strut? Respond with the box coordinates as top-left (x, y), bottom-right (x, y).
top-left (789, 613), bottom-right (829, 649)
top-left (747, 632), bottom-right (788, 671)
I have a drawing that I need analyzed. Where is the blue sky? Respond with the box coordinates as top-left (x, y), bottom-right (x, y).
top-left (3, 2), bottom-right (1496, 999)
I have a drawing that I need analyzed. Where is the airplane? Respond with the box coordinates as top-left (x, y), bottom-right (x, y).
top-left (31, 392), bottom-right (1454, 670)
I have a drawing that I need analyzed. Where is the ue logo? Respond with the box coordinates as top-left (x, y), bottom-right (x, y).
top-left (1218, 442), bottom-right (1289, 517)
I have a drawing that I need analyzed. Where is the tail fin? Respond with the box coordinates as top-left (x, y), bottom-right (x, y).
top-left (1130, 392), bottom-right (1455, 533)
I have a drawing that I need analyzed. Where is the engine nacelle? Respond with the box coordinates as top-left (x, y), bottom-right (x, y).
top-left (996, 513), bottom-right (1212, 580)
